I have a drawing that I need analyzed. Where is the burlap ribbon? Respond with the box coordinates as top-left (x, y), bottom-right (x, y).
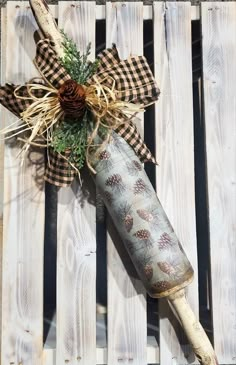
top-left (0, 39), bottom-right (160, 187)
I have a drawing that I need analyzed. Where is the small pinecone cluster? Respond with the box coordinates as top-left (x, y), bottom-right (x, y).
top-left (99, 150), bottom-right (111, 161)
top-left (126, 160), bottom-right (142, 175)
top-left (133, 178), bottom-right (151, 196)
top-left (134, 229), bottom-right (151, 241)
top-left (103, 191), bottom-right (113, 204)
top-left (105, 174), bottom-right (125, 194)
top-left (151, 280), bottom-right (172, 294)
top-left (124, 214), bottom-right (133, 233)
top-left (106, 174), bottom-right (122, 187)
top-left (157, 261), bottom-right (176, 276)
top-left (137, 209), bottom-right (154, 222)
top-left (158, 232), bottom-right (174, 250)
top-left (143, 264), bottom-right (153, 281)
top-left (133, 229), bottom-right (153, 248)
top-left (118, 204), bottom-right (133, 232)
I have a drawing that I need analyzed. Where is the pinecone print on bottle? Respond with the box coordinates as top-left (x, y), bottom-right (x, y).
top-left (105, 174), bottom-right (125, 194)
top-left (133, 178), bottom-right (152, 197)
top-left (158, 232), bottom-right (175, 250)
top-left (143, 264), bottom-right (153, 281)
top-left (133, 229), bottom-right (153, 248)
top-left (99, 150), bottom-right (113, 171)
top-left (103, 190), bottom-right (113, 205)
top-left (137, 209), bottom-right (154, 222)
top-left (124, 215), bottom-right (133, 232)
top-left (118, 203), bottom-right (133, 232)
top-left (157, 261), bottom-right (176, 276)
top-left (136, 206), bottom-right (160, 228)
top-left (126, 160), bottom-right (142, 176)
top-left (151, 280), bottom-right (172, 294)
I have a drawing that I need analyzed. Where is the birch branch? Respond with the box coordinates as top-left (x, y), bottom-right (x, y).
top-left (29, 0), bottom-right (64, 57)
top-left (28, 1), bottom-right (218, 364)
top-left (168, 290), bottom-right (218, 365)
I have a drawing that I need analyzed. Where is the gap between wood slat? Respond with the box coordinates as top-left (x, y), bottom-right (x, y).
top-left (43, 347), bottom-right (159, 365)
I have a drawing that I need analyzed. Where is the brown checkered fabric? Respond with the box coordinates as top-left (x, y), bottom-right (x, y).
top-left (35, 39), bottom-right (70, 88)
top-left (88, 44), bottom-right (160, 106)
top-left (0, 39), bottom-right (160, 187)
top-left (45, 149), bottom-right (76, 187)
top-left (0, 83), bottom-right (45, 118)
top-left (116, 122), bottom-right (156, 164)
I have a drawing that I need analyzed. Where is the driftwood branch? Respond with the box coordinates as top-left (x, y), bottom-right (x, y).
top-left (28, 1), bottom-right (218, 364)
top-left (30, 0), bottom-right (64, 57)
top-left (168, 290), bottom-right (218, 365)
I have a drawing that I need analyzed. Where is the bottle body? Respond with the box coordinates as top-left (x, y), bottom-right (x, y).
top-left (94, 132), bottom-right (193, 298)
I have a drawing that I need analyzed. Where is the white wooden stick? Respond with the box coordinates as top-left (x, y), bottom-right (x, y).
top-left (168, 290), bottom-right (218, 365)
top-left (29, 0), bottom-right (64, 57)
top-left (28, 1), bottom-right (218, 364)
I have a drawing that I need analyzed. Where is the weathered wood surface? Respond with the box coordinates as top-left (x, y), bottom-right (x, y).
top-left (154, 2), bottom-right (199, 364)
top-left (1, 2), bottom-right (236, 365)
top-left (106, 3), bottom-right (148, 365)
top-left (57, 2), bottom-right (97, 365)
top-left (201, 2), bottom-right (236, 364)
top-left (1, 2), bottom-right (45, 365)
top-left (0, 6), bottom-right (7, 360)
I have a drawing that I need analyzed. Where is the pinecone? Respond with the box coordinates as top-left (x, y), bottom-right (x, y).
top-left (143, 264), bottom-right (153, 281)
top-left (105, 174), bottom-right (125, 193)
top-left (137, 209), bottom-right (154, 222)
top-left (99, 151), bottom-right (112, 171)
top-left (104, 191), bottom-right (113, 204)
top-left (126, 160), bottom-right (142, 176)
top-left (151, 280), bottom-right (171, 293)
top-left (117, 203), bottom-right (133, 232)
top-left (157, 261), bottom-right (176, 276)
top-left (133, 178), bottom-right (151, 196)
top-left (134, 229), bottom-right (151, 240)
top-left (106, 174), bottom-right (122, 187)
top-left (132, 160), bottom-right (142, 170)
top-left (158, 232), bottom-right (174, 250)
top-left (133, 229), bottom-right (153, 248)
top-left (99, 150), bottom-right (111, 160)
top-left (124, 214), bottom-right (133, 232)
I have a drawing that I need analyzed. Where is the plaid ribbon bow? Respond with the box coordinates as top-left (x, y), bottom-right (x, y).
top-left (0, 39), bottom-right (160, 187)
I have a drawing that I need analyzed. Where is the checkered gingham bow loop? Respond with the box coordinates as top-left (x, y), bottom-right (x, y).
top-left (0, 39), bottom-right (160, 187)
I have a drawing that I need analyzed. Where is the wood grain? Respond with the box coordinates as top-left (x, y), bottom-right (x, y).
top-left (0, 7), bottom-right (7, 361)
top-left (106, 3), bottom-right (148, 365)
top-left (57, 3), bottom-right (97, 365)
top-left (153, 2), bottom-right (199, 364)
top-left (1, 2), bottom-right (45, 365)
top-left (201, 3), bottom-right (236, 363)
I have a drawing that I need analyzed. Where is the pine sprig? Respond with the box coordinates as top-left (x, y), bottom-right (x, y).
top-left (50, 32), bottom-right (102, 171)
top-left (51, 112), bottom-right (92, 170)
top-left (60, 31), bottom-right (100, 83)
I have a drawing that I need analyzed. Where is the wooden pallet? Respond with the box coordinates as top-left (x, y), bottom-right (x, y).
top-left (0, 2), bottom-right (235, 365)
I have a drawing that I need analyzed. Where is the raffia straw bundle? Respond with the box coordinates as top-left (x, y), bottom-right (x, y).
top-left (3, 75), bottom-right (145, 172)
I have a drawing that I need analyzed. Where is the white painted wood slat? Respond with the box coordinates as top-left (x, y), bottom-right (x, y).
top-left (154, 2), bottom-right (199, 364)
top-left (201, 3), bottom-right (236, 363)
top-left (106, 3), bottom-right (148, 365)
top-left (57, 2), bottom-right (97, 365)
top-left (1, 2), bottom-right (45, 365)
top-left (0, 7), bottom-right (7, 360)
